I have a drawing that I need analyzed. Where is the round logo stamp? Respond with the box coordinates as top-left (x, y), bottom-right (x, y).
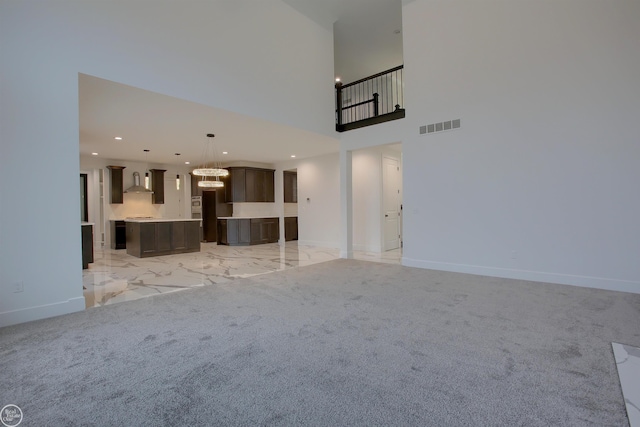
top-left (0, 405), bottom-right (22, 427)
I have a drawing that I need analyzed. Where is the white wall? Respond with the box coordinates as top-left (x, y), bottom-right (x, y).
top-left (290, 153), bottom-right (341, 248)
top-left (0, 0), bottom-right (335, 326)
top-left (398, 0), bottom-right (640, 292)
top-left (352, 148), bottom-right (383, 252)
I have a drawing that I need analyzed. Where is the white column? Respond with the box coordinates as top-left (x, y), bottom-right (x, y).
top-left (340, 148), bottom-right (353, 258)
top-left (274, 167), bottom-right (285, 245)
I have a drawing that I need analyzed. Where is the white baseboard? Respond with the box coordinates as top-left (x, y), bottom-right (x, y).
top-left (0, 297), bottom-right (86, 328)
top-left (401, 257), bottom-right (640, 295)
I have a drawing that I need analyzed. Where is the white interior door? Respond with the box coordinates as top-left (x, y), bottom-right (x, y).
top-left (383, 156), bottom-right (401, 251)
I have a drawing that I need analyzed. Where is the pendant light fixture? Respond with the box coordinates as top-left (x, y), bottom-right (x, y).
top-left (143, 149), bottom-right (151, 190)
top-left (193, 133), bottom-right (228, 188)
top-left (175, 153), bottom-right (181, 190)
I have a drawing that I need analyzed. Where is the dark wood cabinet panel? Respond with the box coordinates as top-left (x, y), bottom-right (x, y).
top-left (150, 169), bottom-right (166, 204)
top-left (250, 220), bottom-right (262, 245)
top-left (106, 166), bottom-right (125, 204)
top-left (239, 219), bottom-right (251, 244)
top-left (82, 224), bottom-right (94, 269)
top-left (172, 221), bottom-right (187, 250)
top-left (226, 167), bottom-right (246, 202)
top-left (245, 168), bottom-right (258, 201)
top-left (284, 171), bottom-right (297, 203)
top-left (127, 221), bottom-right (201, 258)
top-left (185, 221), bottom-right (201, 249)
top-left (190, 173), bottom-right (202, 197)
top-left (218, 217), bottom-right (277, 246)
top-left (265, 170), bottom-right (275, 202)
top-left (140, 223), bottom-right (157, 254)
top-left (221, 219), bottom-right (251, 245)
top-left (225, 167), bottom-right (274, 203)
top-left (110, 220), bottom-right (126, 249)
top-left (157, 222), bottom-right (172, 251)
top-left (285, 217), bottom-right (298, 241)
top-left (172, 221), bottom-right (200, 250)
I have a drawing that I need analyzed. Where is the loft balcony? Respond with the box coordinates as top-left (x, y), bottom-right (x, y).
top-left (335, 65), bottom-right (405, 132)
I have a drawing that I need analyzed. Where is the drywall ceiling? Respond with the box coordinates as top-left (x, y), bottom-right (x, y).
top-left (283, 0), bottom-right (404, 83)
top-left (79, 1), bottom-right (407, 167)
top-left (79, 74), bottom-right (339, 166)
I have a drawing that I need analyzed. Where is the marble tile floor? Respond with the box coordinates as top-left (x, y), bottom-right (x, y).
top-left (612, 342), bottom-right (640, 426)
top-left (83, 242), bottom-right (402, 308)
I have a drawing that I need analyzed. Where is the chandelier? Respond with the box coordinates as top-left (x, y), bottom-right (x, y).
top-left (193, 133), bottom-right (228, 188)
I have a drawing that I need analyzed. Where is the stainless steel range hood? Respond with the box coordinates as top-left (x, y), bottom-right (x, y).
top-left (124, 171), bottom-right (154, 194)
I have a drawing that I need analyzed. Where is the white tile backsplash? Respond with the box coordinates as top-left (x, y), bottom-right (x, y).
top-left (284, 203), bottom-right (298, 217)
top-left (232, 203), bottom-right (279, 218)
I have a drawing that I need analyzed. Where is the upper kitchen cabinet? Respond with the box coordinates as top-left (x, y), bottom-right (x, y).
top-left (150, 169), bottom-right (166, 204)
top-left (106, 165), bottom-right (125, 204)
top-left (225, 167), bottom-right (275, 203)
top-left (283, 171), bottom-right (297, 203)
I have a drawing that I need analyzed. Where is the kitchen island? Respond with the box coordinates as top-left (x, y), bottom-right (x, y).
top-left (126, 218), bottom-right (201, 258)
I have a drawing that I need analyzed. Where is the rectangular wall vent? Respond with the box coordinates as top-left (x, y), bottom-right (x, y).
top-left (420, 119), bottom-right (461, 135)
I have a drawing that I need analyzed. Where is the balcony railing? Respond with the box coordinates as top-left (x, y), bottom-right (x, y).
top-left (335, 65), bottom-right (405, 132)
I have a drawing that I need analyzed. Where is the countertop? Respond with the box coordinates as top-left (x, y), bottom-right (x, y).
top-left (81, 222), bottom-right (95, 226)
top-left (217, 216), bottom-right (279, 220)
top-left (123, 218), bottom-right (202, 223)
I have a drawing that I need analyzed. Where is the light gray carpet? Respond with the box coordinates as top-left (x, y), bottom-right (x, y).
top-left (1, 259), bottom-right (639, 426)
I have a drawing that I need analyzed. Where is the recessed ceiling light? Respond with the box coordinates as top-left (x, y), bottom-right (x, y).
top-left (222, 151), bottom-right (228, 155)
top-left (114, 136), bottom-right (122, 140)
top-left (291, 155), bottom-right (296, 158)
top-left (185, 161), bottom-right (190, 165)
top-left (91, 152), bottom-right (98, 156)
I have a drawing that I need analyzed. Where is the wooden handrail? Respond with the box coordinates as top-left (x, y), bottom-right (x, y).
top-left (340, 65), bottom-right (404, 89)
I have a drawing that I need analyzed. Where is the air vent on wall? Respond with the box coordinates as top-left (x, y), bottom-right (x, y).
top-left (420, 119), bottom-right (461, 135)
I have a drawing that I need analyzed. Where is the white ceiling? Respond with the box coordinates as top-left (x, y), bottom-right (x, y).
top-left (284, 0), bottom-right (404, 83)
top-left (79, 1), bottom-right (406, 167)
top-left (79, 74), bottom-right (339, 166)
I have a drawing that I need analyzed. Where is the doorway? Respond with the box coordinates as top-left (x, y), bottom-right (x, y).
top-left (383, 156), bottom-right (401, 251)
top-left (80, 173), bottom-right (88, 222)
top-left (202, 190), bottom-right (217, 242)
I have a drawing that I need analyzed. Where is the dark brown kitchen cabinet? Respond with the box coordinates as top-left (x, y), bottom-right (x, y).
top-left (126, 220), bottom-right (200, 258)
top-left (218, 218), bottom-right (251, 245)
top-left (284, 217), bottom-right (298, 241)
top-left (110, 220), bottom-right (126, 249)
top-left (225, 167), bottom-right (274, 202)
top-left (250, 217), bottom-right (279, 244)
top-left (150, 169), bottom-right (166, 204)
top-left (106, 166), bottom-right (125, 204)
top-left (283, 171), bottom-right (297, 203)
top-left (190, 173), bottom-right (202, 197)
top-left (82, 224), bottom-right (94, 269)
top-left (172, 220), bottom-right (201, 250)
top-left (217, 217), bottom-right (278, 246)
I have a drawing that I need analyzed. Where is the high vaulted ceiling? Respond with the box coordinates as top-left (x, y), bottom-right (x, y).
top-left (284, 0), bottom-right (404, 83)
top-left (79, 0), bottom-right (405, 167)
